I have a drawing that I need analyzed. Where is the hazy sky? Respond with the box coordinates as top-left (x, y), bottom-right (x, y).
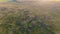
top-left (0, 0), bottom-right (60, 2)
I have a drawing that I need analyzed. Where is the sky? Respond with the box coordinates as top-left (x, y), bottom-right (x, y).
top-left (0, 0), bottom-right (60, 2)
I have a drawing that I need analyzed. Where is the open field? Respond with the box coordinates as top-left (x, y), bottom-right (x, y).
top-left (0, 1), bottom-right (60, 34)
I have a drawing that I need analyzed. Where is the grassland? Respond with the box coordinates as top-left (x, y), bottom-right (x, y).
top-left (0, 2), bottom-right (60, 34)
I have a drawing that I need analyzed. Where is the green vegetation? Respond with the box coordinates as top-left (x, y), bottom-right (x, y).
top-left (0, 8), bottom-right (55, 34)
